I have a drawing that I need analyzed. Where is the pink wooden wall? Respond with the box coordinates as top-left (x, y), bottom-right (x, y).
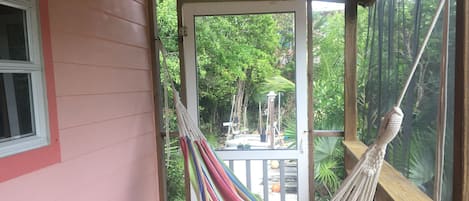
top-left (0, 0), bottom-right (161, 200)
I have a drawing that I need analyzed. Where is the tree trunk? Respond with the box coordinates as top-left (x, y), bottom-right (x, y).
top-left (242, 90), bottom-right (250, 131)
top-left (234, 79), bottom-right (246, 132)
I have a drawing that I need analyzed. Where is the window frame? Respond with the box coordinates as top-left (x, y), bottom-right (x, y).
top-left (0, 0), bottom-right (50, 158)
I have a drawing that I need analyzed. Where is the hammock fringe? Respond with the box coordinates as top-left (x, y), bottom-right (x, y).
top-left (331, 107), bottom-right (403, 201)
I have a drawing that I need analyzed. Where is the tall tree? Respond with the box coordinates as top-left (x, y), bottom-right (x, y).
top-left (195, 14), bottom-right (281, 133)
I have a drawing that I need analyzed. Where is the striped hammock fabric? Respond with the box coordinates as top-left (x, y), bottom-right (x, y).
top-left (173, 90), bottom-right (260, 201)
top-left (156, 36), bottom-right (259, 201)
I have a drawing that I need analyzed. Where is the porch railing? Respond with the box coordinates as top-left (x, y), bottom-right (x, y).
top-left (221, 158), bottom-right (298, 201)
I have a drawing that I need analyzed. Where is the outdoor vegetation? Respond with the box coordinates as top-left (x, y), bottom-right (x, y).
top-left (358, 0), bottom-right (455, 200)
top-left (157, 0), bottom-right (454, 200)
top-left (194, 12), bottom-right (297, 143)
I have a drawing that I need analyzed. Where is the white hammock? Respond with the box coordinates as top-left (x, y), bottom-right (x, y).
top-left (331, 0), bottom-right (446, 200)
top-left (331, 107), bottom-right (403, 201)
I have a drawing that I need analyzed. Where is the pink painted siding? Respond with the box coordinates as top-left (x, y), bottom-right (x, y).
top-left (0, 0), bottom-right (161, 200)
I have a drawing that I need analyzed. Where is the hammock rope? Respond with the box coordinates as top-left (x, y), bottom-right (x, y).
top-left (396, 0), bottom-right (447, 107)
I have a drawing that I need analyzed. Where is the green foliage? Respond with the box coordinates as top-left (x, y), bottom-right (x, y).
top-left (195, 14), bottom-right (283, 133)
top-left (310, 9), bottom-right (368, 199)
top-left (165, 139), bottom-right (186, 201)
top-left (199, 122), bottom-right (221, 148)
top-left (157, 0), bottom-right (178, 52)
top-left (157, 1), bottom-right (298, 199)
top-left (408, 127), bottom-right (436, 193)
top-left (409, 147), bottom-right (435, 189)
top-left (314, 137), bottom-right (344, 199)
top-left (157, 0), bottom-right (180, 85)
top-left (259, 75), bottom-right (295, 95)
top-left (157, 1), bottom-right (185, 200)
top-left (312, 10), bottom-right (346, 130)
top-left (314, 137), bottom-right (339, 162)
top-left (283, 117), bottom-right (297, 147)
top-left (316, 160), bottom-right (341, 192)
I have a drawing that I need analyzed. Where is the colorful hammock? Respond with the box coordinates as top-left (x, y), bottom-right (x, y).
top-left (157, 39), bottom-right (259, 201)
top-left (174, 90), bottom-right (260, 201)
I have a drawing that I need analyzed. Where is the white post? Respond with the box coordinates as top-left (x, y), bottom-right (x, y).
top-left (278, 92), bottom-right (281, 133)
top-left (267, 91), bottom-right (277, 149)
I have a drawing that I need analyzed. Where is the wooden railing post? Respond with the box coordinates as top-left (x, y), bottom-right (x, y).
top-left (175, 1), bottom-right (192, 200)
top-left (453, 0), bottom-right (469, 200)
top-left (148, 0), bottom-right (168, 200)
top-left (344, 0), bottom-right (358, 141)
top-left (306, 0), bottom-right (315, 200)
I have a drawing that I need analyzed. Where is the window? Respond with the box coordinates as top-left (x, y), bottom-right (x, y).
top-left (0, 0), bottom-right (49, 158)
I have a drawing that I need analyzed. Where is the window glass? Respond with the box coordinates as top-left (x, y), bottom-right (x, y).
top-left (0, 4), bottom-right (29, 61)
top-left (0, 73), bottom-right (34, 142)
top-left (194, 13), bottom-right (298, 151)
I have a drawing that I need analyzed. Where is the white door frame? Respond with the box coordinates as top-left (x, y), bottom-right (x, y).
top-left (182, 1), bottom-right (309, 200)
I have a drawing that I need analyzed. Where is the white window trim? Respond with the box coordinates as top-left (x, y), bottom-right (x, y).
top-left (0, 0), bottom-right (50, 158)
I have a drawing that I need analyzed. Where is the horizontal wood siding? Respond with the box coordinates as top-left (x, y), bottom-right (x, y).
top-left (57, 92), bottom-right (153, 129)
top-left (54, 63), bottom-right (152, 96)
top-left (51, 33), bottom-right (150, 69)
top-left (0, 0), bottom-right (160, 200)
top-left (60, 113), bottom-right (155, 160)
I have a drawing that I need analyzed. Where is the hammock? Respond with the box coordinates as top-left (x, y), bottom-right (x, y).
top-left (156, 0), bottom-right (446, 199)
top-left (175, 90), bottom-right (259, 201)
top-left (157, 40), bottom-right (260, 201)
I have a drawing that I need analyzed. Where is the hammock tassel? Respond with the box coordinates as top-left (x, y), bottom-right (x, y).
top-left (331, 107), bottom-right (403, 201)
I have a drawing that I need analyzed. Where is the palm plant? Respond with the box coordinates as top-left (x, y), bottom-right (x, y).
top-left (314, 137), bottom-right (344, 199)
top-left (283, 116), bottom-right (345, 200)
top-left (282, 117), bottom-right (297, 148)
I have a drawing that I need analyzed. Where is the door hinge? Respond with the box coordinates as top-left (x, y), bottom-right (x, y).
top-left (179, 26), bottom-right (188, 37)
